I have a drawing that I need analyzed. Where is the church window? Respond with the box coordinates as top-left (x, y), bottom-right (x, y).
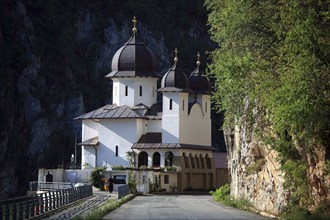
top-left (169, 99), bottom-right (172, 110)
top-left (165, 151), bottom-right (174, 167)
top-left (115, 146), bottom-right (118, 157)
top-left (152, 152), bottom-right (160, 167)
top-left (164, 175), bottom-right (169, 184)
top-left (139, 85), bottom-right (142, 96)
top-left (125, 86), bottom-right (128, 96)
top-left (138, 151), bottom-right (148, 168)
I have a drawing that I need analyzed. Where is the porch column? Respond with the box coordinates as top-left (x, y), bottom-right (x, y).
top-left (160, 152), bottom-right (166, 167)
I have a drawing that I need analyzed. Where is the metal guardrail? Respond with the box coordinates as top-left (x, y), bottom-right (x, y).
top-left (118, 185), bottom-right (130, 199)
top-left (0, 185), bottom-right (92, 220)
top-left (29, 181), bottom-right (74, 191)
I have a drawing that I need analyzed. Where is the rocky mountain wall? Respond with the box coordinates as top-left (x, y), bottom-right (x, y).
top-left (0, 0), bottom-right (217, 199)
top-left (225, 123), bottom-right (287, 216)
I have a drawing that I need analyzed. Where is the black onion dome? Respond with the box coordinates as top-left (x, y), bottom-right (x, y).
top-left (158, 64), bottom-right (193, 93)
top-left (189, 65), bottom-right (212, 95)
top-left (105, 34), bottom-right (161, 78)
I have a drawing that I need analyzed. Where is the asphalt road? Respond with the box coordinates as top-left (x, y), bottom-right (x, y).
top-left (103, 194), bottom-right (272, 220)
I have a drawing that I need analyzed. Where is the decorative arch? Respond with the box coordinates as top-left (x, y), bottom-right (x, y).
top-left (152, 152), bottom-right (160, 167)
top-left (138, 151), bottom-right (148, 168)
top-left (205, 154), bottom-right (212, 169)
top-left (195, 154), bottom-right (200, 169)
top-left (200, 154), bottom-right (205, 169)
top-left (183, 152), bottom-right (189, 168)
top-left (165, 151), bottom-right (174, 167)
top-left (189, 153), bottom-right (195, 169)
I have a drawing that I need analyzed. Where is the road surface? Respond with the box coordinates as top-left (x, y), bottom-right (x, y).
top-left (103, 194), bottom-right (272, 220)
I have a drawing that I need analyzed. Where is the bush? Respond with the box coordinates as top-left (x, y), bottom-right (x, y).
top-left (211, 184), bottom-right (252, 211)
top-left (211, 184), bottom-right (230, 202)
top-left (90, 167), bottom-right (106, 190)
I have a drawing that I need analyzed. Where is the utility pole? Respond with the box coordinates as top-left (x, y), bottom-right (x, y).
top-left (74, 132), bottom-right (77, 165)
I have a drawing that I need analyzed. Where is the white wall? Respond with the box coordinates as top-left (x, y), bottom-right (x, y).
top-left (202, 95), bottom-right (211, 119)
top-left (112, 78), bottom-right (158, 107)
top-left (82, 120), bottom-right (99, 141)
top-left (136, 119), bottom-right (146, 140)
top-left (147, 120), bottom-right (162, 132)
top-left (81, 146), bottom-right (96, 169)
top-left (81, 120), bottom-right (99, 169)
top-left (97, 119), bottom-right (141, 169)
top-left (162, 92), bottom-right (181, 143)
top-left (134, 78), bottom-right (158, 107)
top-left (180, 103), bottom-right (211, 146)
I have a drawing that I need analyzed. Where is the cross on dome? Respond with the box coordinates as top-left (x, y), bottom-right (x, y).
top-left (174, 48), bottom-right (179, 64)
top-left (132, 16), bottom-right (137, 33)
top-left (196, 52), bottom-right (201, 66)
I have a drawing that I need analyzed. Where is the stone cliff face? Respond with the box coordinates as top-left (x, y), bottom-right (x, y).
top-left (0, 0), bottom-right (215, 199)
top-left (226, 119), bottom-right (329, 215)
top-left (225, 123), bottom-right (287, 216)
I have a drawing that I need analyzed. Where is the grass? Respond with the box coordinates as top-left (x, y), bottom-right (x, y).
top-left (280, 202), bottom-right (330, 220)
top-left (217, 195), bottom-right (253, 211)
top-left (72, 194), bottom-right (136, 220)
top-left (210, 184), bottom-right (253, 212)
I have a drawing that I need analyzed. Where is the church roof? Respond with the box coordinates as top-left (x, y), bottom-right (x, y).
top-left (145, 103), bottom-right (162, 119)
top-left (137, 133), bottom-right (162, 143)
top-left (77, 137), bottom-right (99, 146)
top-left (74, 104), bottom-right (147, 120)
top-left (132, 143), bottom-right (216, 151)
top-left (133, 131), bottom-right (215, 151)
top-left (189, 52), bottom-right (212, 95)
top-left (158, 49), bottom-right (193, 93)
top-left (105, 17), bottom-right (161, 79)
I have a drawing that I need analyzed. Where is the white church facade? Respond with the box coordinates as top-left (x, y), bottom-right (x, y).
top-left (75, 18), bottom-right (218, 192)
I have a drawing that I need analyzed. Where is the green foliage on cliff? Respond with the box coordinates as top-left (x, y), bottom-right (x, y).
top-left (206, 0), bottom-right (329, 212)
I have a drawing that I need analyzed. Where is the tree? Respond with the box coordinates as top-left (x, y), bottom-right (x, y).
top-left (205, 0), bottom-right (330, 210)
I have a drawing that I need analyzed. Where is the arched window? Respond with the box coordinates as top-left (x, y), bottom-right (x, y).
top-left (169, 99), bottom-right (173, 110)
top-left (165, 151), bottom-right (174, 167)
top-left (46, 172), bottom-right (53, 182)
top-left (190, 153), bottom-right (195, 168)
top-left (200, 154), bottom-right (205, 169)
top-left (183, 153), bottom-right (189, 168)
top-left (152, 152), bottom-right (160, 167)
top-left (138, 151), bottom-right (148, 168)
top-left (195, 154), bottom-right (200, 169)
top-left (205, 154), bottom-right (212, 169)
top-left (139, 85), bottom-right (142, 96)
top-left (125, 85), bottom-right (128, 96)
top-left (115, 146), bottom-right (118, 157)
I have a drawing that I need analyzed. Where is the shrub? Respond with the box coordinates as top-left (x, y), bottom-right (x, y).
top-left (90, 167), bottom-right (106, 190)
top-left (211, 184), bottom-right (230, 202)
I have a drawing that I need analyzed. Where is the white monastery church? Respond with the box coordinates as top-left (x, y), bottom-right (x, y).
top-left (75, 18), bottom-right (221, 192)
